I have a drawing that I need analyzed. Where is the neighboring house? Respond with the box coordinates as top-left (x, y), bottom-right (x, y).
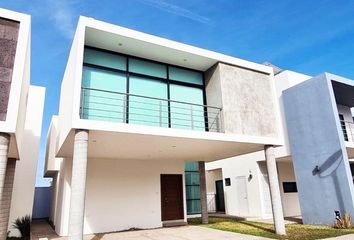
top-left (0, 8), bottom-right (45, 239)
top-left (207, 68), bottom-right (354, 226)
top-left (44, 16), bottom-right (284, 238)
top-left (32, 187), bottom-right (52, 219)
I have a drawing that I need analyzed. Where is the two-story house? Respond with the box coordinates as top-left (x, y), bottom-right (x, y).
top-left (206, 67), bottom-right (354, 226)
top-left (44, 16), bottom-right (285, 239)
top-left (0, 8), bottom-right (45, 239)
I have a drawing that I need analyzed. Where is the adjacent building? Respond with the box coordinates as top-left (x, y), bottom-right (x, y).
top-left (207, 68), bottom-right (354, 226)
top-left (0, 8), bottom-right (45, 239)
top-left (44, 16), bottom-right (285, 238)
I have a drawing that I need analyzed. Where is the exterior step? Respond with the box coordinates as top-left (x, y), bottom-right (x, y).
top-left (163, 220), bottom-right (188, 227)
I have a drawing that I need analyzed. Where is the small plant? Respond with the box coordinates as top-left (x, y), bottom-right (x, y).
top-left (335, 212), bottom-right (352, 229)
top-left (12, 215), bottom-right (31, 240)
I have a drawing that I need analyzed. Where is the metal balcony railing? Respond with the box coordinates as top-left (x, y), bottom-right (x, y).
top-left (80, 87), bottom-right (223, 132)
top-left (340, 120), bottom-right (354, 142)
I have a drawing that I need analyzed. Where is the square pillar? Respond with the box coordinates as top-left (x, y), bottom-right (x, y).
top-left (198, 161), bottom-right (208, 224)
top-left (68, 130), bottom-right (89, 240)
top-left (264, 145), bottom-right (286, 235)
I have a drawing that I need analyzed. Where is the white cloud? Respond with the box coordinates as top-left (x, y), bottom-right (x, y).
top-left (137, 0), bottom-right (213, 25)
top-left (47, 0), bottom-right (79, 39)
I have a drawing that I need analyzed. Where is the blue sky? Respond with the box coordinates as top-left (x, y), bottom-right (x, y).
top-left (1, 0), bottom-right (354, 186)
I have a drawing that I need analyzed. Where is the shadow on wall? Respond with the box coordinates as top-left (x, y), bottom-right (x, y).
top-left (315, 149), bottom-right (346, 216)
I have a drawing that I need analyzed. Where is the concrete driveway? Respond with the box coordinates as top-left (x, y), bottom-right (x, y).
top-left (31, 220), bottom-right (271, 240)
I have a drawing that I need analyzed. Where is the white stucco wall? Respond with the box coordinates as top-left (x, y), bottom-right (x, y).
top-left (53, 157), bottom-right (186, 236)
top-left (277, 161), bottom-right (301, 217)
top-left (44, 116), bottom-right (63, 176)
top-left (57, 17), bottom-right (85, 152)
top-left (207, 153), bottom-right (265, 218)
top-left (8, 86), bottom-right (45, 237)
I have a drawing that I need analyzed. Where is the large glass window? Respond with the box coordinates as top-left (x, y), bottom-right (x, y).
top-left (129, 58), bottom-right (167, 78)
top-left (169, 66), bottom-right (203, 85)
top-left (84, 48), bottom-right (126, 71)
top-left (129, 76), bottom-right (168, 127)
top-left (185, 162), bottom-right (201, 214)
top-left (81, 66), bottom-right (126, 122)
top-left (81, 47), bottom-right (206, 130)
top-left (170, 85), bottom-right (205, 130)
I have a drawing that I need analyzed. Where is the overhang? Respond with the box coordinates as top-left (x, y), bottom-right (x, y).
top-left (330, 73), bottom-right (354, 107)
top-left (82, 16), bottom-right (272, 73)
top-left (57, 120), bottom-right (282, 162)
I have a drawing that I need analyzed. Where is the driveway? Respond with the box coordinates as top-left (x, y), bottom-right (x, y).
top-left (31, 220), bottom-right (270, 240)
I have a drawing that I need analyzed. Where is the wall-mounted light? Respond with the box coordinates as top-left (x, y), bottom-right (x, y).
top-left (248, 170), bottom-right (253, 181)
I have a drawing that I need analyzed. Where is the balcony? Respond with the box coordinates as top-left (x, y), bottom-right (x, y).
top-left (340, 120), bottom-right (354, 142)
top-left (340, 120), bottom-right (354, 158)
top-left (80, 87), bottom-right (223, 132)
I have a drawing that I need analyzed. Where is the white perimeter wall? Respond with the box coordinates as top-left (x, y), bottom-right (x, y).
top-left (53, 157), bottom-right (186, 236)
top-left (8, 86), bottom-right (45, 236)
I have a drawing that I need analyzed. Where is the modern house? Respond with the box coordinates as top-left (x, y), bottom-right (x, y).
top-left (44, 16), bottom-right (285, 238)
top-left (0, 8), bottom-right (45, 239)
top-left (206, 67), bottom-right (354, 226)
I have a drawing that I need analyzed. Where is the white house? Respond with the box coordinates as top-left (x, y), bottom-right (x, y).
top-left (44, 16), bottom-right (286, 239)
top-left (0, 8), bottom-right (45, 239)
top-left (206, 67), bottom-right (354, 225)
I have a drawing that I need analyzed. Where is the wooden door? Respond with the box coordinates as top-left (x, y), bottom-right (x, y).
top-left (161, 174), bottom-right (184, 221)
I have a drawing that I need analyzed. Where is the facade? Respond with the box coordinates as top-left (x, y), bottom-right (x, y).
top-left (44, 16), bottom-right (285, 238)
top-left (0, 8), bottom-right (45, 239)
top-left (206, 69), bottom-right (354, 225)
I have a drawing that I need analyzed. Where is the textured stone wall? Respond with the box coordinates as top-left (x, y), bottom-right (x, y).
top-left (205, 63), bottom-right (279, 137)
top-left (0, 18), bottom-right (19, 121)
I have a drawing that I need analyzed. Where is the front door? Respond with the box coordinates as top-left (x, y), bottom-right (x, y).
top-left (215, 180), bottom-right (225, 212)
top-left (161, 174), bottom-right (184, 221)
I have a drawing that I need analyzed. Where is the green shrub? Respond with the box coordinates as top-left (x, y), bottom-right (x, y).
top-left (12, 215), bottom-right (31, 240)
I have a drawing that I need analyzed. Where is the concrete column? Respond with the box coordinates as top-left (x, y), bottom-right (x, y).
top-left (199, 161), bottom-right (208, 224)
top-left (264, 145), bottom-right (286, 235)
top-left (68, 130), bottom-right (89, 240)
top-left (0, 133), bottom-right (10, 208)
top-left (0, 159), bottom-right (16, 240)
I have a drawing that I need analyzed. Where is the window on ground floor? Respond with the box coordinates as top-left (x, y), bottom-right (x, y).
top-left (185, 162), bottom-right (201, 214)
